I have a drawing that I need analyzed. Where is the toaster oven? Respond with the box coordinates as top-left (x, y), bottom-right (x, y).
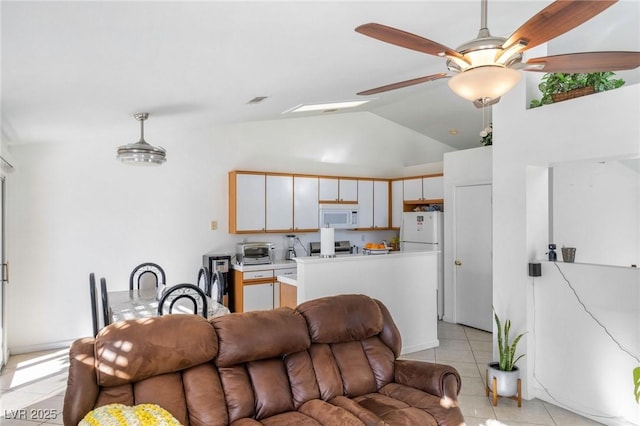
top-left (236, 242), bottom-right (275, 265)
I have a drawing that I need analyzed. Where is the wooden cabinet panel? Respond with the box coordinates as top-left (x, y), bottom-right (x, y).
top-left (318, 178), bottom-right (339, 201)
top-left (232, 172), bottom-right (265, 232)
top-left (279, 283), bottom-right (297, 309)
top-left (338, 178), bottom-right (358, 203)
top-left (357, 179), bottom-right (374, 228)
top-left (319, 177), bottom-right (358, 203)
top-left (294, 176), bottom-right (319, 230)
top-left (266, 174), bottom-right (293, 231)
top-left (373, 180), bottom-right (389, 228)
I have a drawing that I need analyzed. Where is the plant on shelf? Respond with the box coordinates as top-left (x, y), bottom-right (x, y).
top-left (486, 310), bottom-right (526, 406)
top-left (480, 123), bottom-right (492, 146)
top-left (529, 71), bottom-right (625, 108)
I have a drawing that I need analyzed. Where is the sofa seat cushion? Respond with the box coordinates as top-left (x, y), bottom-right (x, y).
top-left (353, 393), bottom-right (438, 426)
top-left (379, 383), bottom-right (465, 426)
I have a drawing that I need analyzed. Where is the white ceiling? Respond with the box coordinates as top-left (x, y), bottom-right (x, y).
top-left (2, 1), bottom-right (639, 162)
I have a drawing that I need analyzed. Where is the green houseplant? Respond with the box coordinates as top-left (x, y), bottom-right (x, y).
top-left (529, 72), bottom-right (625, 108)
top-left (487, 310), bottom-right (526, 405)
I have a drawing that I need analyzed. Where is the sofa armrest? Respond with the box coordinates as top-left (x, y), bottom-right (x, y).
top-left (394, 359), bottom-right (461, 400)
top-left (63, 338), bottom-right (100, 426)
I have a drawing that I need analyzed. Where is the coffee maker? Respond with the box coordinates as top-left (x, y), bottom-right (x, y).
top-left (285, 234), bottom-right (297, 260)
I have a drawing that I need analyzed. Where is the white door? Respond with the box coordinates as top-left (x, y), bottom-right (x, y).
top-left (293, 176), bottom-right (319, 230)
top-left (357, 179), bottom-right (374, 228)
top-left (454, 184), bottom-right (493, 332)
top-left (373, 180), bottom-right (389, 228)
top-left (266, 174), bottom-right (293, 231)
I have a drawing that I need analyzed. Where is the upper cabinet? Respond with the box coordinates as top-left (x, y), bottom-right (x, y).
top-left (319, 177), bottom-right (357, 203)
top-left (266, 174), bottom-right (293, 232)
top-left (230, 171), bottom-right (267, 233)
top-left (229, 170), bottom-right (441, 234)
top-left (402, 174), bottom-right (444, 202)
top-left (293, 176), bottom-right (319, 231)
top-left (357, 179), bottom-right (389, 230)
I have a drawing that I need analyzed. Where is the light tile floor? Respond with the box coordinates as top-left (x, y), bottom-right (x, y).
top-left (401, 321), bottom-right (603, 426)
top-left (0, 322), bottom-right (602, 425)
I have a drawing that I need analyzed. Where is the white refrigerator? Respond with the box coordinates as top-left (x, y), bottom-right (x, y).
top-left (400, 211), bottom-right (444, 319)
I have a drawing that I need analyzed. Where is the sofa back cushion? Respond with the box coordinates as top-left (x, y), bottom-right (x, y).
top-left (297, 295), bottom-right (398, 400)
top-left (95, 315), bottom-right (218, 387)
top-left (212, 308), bottom-right (318, 422)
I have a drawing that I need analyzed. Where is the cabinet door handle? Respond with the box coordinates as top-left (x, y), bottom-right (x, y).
top-left (455, 260), bottom-right (462, 266)
top-left (2, 262), bottom-right (8, 283)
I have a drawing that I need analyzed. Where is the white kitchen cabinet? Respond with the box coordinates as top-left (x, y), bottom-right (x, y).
top-left (403, 175), bottom-right (444, 202)
top-left (293, 176), bottom-right (319, 230)
top-left (243, 283), bottom-right (274, 312)
top-left (231, 172), bottom-right (266, 232)
top-left (373, 180), bottom-right (389, 228)
top-left (319, 177), bottom-right (357, 203)
top-left (266, 174), bottom-right (293, 231)
top-left (357, 179), bottom-right (374, 228)
top-left (391, 179), bottom-right (403, 228)
top-left (403, 178), bottom-right (423, 201)
top-left (422, 175), bottom-right (444, 199)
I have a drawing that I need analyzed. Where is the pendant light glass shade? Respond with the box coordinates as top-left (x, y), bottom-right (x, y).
top-left (448, 66), bottom-right (521, 104)
top-left (117, 113), bottom-right (166, 165)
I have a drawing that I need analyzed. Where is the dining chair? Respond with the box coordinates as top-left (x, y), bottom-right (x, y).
top-left (157, 283), bottom-right (208, 318)
top-left (197, 266), bottom-right (211, 297)
top-left (129, 262), bottom-right (166, 291)
top-left (89, 273), bottom-right (99, 336)
top-left (100, 277), bottom-right (111, 327)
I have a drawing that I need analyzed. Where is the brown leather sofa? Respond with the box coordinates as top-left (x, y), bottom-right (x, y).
top-left (63, 294), bottom-right (465, 425)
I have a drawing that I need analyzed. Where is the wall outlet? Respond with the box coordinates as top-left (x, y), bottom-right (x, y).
top-left (210, 220), bottom-right (218, 230)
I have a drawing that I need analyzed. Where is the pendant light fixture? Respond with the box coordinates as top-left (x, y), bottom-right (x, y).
top-left (117, 113), bottom-right (166, 165)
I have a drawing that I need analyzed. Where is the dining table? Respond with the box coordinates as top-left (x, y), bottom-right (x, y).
top-left (109, 287), bottom-right (230, 323)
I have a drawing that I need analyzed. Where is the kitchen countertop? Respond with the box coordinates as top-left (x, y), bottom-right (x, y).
top-left (276, 274), bottom-right (297, 287)
top-left (294, 250), bottom-right (438, 264)
top-left (231, 260), bottom-right (297, 272)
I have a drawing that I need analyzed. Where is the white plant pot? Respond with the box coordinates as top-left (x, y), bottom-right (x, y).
top-left (487, 362), bottom-right (520, 397)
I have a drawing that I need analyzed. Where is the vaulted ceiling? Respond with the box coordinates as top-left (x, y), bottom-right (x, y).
top-left (2, 1), bottom-right (639, 164)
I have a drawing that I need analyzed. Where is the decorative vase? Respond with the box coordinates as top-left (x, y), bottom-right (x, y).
top-left (561, 247), bottom-right (576, 263)
top-left (487, 362), bottom-right (519, 397)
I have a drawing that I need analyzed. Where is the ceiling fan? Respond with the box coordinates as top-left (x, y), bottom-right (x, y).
top-left (356, 0), bottom-right (640, 108)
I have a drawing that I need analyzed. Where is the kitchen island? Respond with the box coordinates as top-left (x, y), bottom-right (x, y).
top-left (293, 250), bottom-right (439, 354)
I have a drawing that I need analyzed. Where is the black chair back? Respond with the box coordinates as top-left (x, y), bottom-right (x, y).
top-left (157, 283), bottom-right (208, 318)
top-left (210, 270), bottom-right (225, 304)
top-left (100, 277), bottom-right (111, 327)
top-left (129, 262), bottom-right (166, 291)
top-left (197, 266), bottom-right (211, 296)
top-left (89, 273), bottom-right (99, 336)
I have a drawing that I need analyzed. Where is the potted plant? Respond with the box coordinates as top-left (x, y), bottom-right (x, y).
top-left (486, 310), bottom-right (526, 406)
top-left (529, 71), bottom-right (625, 108)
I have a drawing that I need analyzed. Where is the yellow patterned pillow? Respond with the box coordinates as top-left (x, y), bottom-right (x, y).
top-left (79, 403), bottom-right (183, 426)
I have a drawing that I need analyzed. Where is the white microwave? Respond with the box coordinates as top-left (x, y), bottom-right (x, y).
top-left (319, 204), bottom-right (358, 229)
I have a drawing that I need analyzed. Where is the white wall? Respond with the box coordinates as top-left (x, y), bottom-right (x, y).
top-left (533, 261), bottom-right (639, 425)
top-left (553, 160), bottom-right (640, 267)
top-left (494, 72), bottom-right (640, 422)
top-left (442, 146), bottom-right (492, 322)
top-left (6, 111), bottom-right (450, 352)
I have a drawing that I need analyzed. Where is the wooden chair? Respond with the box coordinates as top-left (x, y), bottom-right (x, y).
top-left (129, 262), bottom-right (166, 291)
top-left (197, 266), bottom-right (211, 297)
top-left (89, 273), bottom-right (99, 336)
top-left (157, 283), bottom-right (208, 318)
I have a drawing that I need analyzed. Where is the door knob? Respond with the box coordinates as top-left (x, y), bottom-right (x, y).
top-left (454, 260), bottom-right (462, 266)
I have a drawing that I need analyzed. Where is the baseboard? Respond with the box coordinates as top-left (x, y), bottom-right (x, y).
top-left (401, 339), bottom-right (439, 355)
top-left (9, 339), bottom-right (75, 355)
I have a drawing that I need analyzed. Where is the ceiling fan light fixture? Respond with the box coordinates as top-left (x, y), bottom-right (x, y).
top-left (117, 113), bottom-right (166, 165)
top-left (448, 66), bottom-right (521, 103)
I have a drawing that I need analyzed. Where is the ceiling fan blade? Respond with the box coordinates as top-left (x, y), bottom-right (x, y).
top-left (355, 23), bottom-right (466, 62)
top-left (524, 51), bottom-right (640, 73)
top-left (502, 0), bottom-right (617, 54)
top-left (357, 73), bottom-right (448, 96)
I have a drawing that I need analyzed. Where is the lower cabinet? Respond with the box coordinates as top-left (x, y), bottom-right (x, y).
top-left (243, 282), bottom-right (275, 312)
top-left (233, 267), bottom-right (295, 312)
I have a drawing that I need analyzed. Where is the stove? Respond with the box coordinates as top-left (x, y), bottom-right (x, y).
top-left (309, 240), bottom-right (352, 256)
